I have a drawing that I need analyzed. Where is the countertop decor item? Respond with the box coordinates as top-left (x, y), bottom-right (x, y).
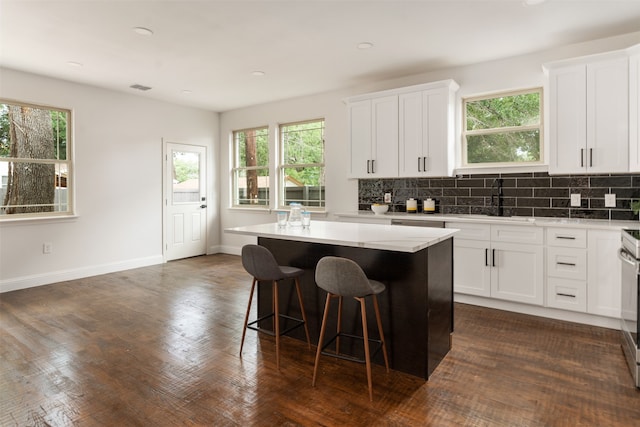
top-left (371, 204), bottom-right (389, 215)
top-left (406, 198), bottom-right (417, 213)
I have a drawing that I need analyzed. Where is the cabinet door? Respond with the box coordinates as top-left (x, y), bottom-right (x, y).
top-left (371, 95), bottom-right (399, 177)
top-left (629, 52), bottom-right (640, 172)
top-left (422, 88), bottom-right (449, 177)
top-left (452, 238), bottom-right (491, 297)
top-left (586, 57), bottom-right (629, 173)
top-left (348, 100), bottom-right (372, 178)
top-left (398, 88), bottom-right (451, 177)
top-left (587, 229), bottom-right (622, 318)
top-left (398, 91), bottom-right (423, 177)
top-left (491, 241), bottom-right (544, 306)
top-left (548, 64), bottom-right (587, 174)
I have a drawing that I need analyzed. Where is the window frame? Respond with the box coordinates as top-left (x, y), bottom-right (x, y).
top-left (230, 125), bottom-right (270, 208)
top-left (0, 99), bottom-right (74, 220)
top-left (461, 87), bottom-right (543, 169)
top-left (278, 118), bottom-right (325, 211)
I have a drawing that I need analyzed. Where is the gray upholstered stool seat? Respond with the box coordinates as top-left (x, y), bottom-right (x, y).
top-left (312, 256), bottom-right (389, 401)
top-left (240, 244), bottom-right (311, 369)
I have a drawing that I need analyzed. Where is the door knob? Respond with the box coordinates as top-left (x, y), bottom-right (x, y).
top-left (200, 204), bottom-right (207, 208)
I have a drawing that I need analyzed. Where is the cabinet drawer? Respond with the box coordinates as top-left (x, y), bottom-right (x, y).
top-left (546, 277), bottom-right (587, 312)
top-left (546, 227), bottom-right (587, 248)
top-left (491, 225), bottom-right (543, 245)
top-left (547, 247), bottom-right (587, 280)
top-left (446, 222), bottom-right (491, 240)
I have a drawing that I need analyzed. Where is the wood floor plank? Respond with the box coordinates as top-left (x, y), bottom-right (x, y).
top-left (1, 254), bottom-right (638, 426)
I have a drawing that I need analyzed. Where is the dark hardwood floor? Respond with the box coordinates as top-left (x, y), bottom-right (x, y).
top-left (1, 254), bottom-right (638, 426)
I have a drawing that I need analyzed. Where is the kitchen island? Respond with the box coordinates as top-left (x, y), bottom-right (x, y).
top-left (225, 221), bottom-right (457, 380)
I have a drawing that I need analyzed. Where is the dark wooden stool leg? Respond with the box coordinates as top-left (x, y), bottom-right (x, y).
top-left (240, 278), bottom-right (257, 357)
top-left (312, 293), bottom-right (332, 387)
top-left (373, 294), bottom-right (389, 372)
top-left (273, 280), bottom-right (280, 370)
top-left (358, 296), bottom-right (373, 401)
top-left (294, 277), bottom-right (311, 349)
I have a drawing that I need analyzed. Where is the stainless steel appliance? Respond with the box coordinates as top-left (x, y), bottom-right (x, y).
top-left (619, 228), bottom-right (640, 388)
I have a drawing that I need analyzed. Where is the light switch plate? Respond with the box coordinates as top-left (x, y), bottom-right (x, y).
top-left (570, 193), bottom-right (581, 207)
top-left (605, 193), bottom-right (616, 207)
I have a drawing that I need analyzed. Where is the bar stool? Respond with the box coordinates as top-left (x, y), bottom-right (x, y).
top-left (240, 244), bottom-right (311, 370)
top-left (312, 256), bottom-right (390, 401)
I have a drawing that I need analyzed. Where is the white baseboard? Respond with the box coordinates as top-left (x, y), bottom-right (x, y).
top-left (218, 245), bottom-right (241, 256)
top-left (0, 255), bottom-right (164, 293)
top-left (455, 293), bottom-right (621, 330)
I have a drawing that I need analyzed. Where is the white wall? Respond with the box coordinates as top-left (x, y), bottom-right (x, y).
top-left (218, 31), bottom-right (640, 253)
top-left (0, 69), bottom-right (219, 292)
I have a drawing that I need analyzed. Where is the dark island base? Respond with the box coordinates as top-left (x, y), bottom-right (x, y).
top-left (257, 237), bottom-right (454, 380)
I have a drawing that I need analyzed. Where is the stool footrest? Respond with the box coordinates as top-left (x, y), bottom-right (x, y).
top-left (320, 332), bottom-right (384, 364)
top-left (247, 313), bottom-right (306, 337)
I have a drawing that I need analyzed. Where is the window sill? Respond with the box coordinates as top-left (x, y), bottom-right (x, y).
top-left (228, 206), bottom-right (328, 216)
top-left (454, 164), bottom-right (548, 176)
top-left (0, 214), bottom-right (79, 226)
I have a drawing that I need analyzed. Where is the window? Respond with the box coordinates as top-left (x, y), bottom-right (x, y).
top-left (463, 88), bottom-right (542, 167)
top-left (279, 119), bottom-right (325, 209)
top-left (232, 126), bottom-right (269, 206)
top-left (0, 100), bottom-right (73, 218)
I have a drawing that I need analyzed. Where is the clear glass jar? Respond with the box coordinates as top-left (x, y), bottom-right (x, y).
top-left (288, 202), bottom-right (303, 227)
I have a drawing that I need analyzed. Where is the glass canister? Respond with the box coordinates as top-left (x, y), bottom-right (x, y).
top-left (288, 202), bottom-right (303, 227)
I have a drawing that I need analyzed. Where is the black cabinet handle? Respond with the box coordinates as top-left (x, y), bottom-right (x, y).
top-left (580, 148), bottom-right (584, 167)
top-left (423, 156), bottom-right (427, 172)
top-left (557, 293), bottom-right (576, 298)
top-left (556, 262), bottom-right (576, 267)
top-left (556, 236), bottom-right (576, 240)
top-left (492, 249), bottom-right (496, 267)
top-left (485, 248), bottom-right (489, 266)
top-left (371, 159), bottom-right (375, 174)
top-left (589, 148), bottom-right (593, 167)
top-left (418, 157), bottom-right (422, 172)
top-left (367, 160), bottom-right (370, 174)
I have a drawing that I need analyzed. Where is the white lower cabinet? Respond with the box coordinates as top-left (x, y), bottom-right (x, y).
top-left (545, 227), bottom-right (621, 318)
top-left (546, 228), bottom-right (588, 312)
top-left (587, 229), bottom-right (622, 318)
top-left (448, 222), bottom-right (544, 305)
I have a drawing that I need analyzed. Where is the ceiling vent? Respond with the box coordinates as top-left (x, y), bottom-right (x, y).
top-left (129, 84), bottom-right (152, 91)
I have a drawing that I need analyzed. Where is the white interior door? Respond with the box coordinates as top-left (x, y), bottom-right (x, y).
top-left (164, 142), bottom-right (207, 261)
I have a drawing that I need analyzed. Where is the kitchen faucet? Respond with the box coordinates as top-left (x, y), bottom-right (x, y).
top-left (489, 178), bottom-right (504, 217)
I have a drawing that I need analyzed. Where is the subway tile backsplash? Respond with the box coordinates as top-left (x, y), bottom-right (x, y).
top-left (358, 172), bottom-right (640, 221)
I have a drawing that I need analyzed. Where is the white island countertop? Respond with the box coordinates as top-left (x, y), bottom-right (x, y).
top-left (225, 220), bottom-right (458, 253)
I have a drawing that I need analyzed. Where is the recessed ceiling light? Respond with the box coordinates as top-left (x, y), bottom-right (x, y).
top-left (522, 0), bottom-right (546, 6)
top-left (251, 71), bottom-right (265, 76)
top-left (133, 27), bottom-right (154, 36)
top-left (67, 61), bottom-right (83, 67)
top-left (130, 83), bottom-right (152, 91)
top-left (357, 42), bottom-right (374, 50)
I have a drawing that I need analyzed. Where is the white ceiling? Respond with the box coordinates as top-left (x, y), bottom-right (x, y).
top-left (2, 0), bottom-right (640, 112)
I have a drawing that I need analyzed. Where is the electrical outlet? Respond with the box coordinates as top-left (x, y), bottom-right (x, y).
top-left (604, 193), bottom-right (616, 207)
top-left (570, 193), bottom-right (581, 207)
top-left (384, 192), bottom-right (392, 203)
top-left (43, 242), bottom-right (52, 254)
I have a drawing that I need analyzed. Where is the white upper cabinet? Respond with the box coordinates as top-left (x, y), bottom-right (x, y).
top-left (630, 48), bottom-right (640, 172)
top-left (347, 80), bottom-right (458, 179)
top-left (348, 96), bottom-right (398, 178)
top-left (398, 82), bottom-right (458, 177)
top-left (545, 52), bottom-right (629, 174)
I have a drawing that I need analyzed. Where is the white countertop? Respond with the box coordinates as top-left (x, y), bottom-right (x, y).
top-left (225, 220), bottom-right (458, 253)
top-left (335, 211), bottom-right (640, 231)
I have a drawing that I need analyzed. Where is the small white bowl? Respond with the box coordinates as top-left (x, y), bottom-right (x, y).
top-left (371, 204), bottom-right (389, 215)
